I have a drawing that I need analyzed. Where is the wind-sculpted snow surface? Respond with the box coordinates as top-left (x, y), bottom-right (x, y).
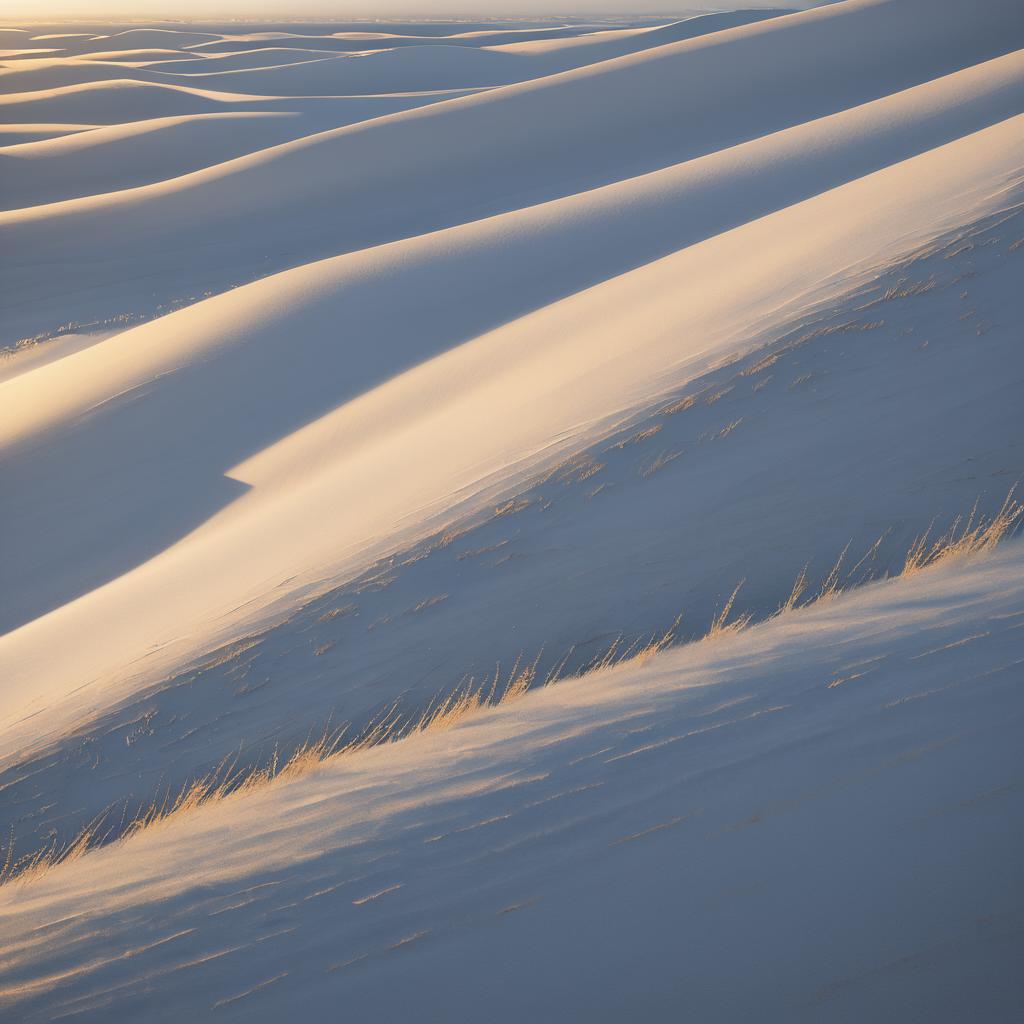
top-left (1, 2), bottom-right (1023, 1019)
top-left (2, 547), bottom-right (1023, 1021)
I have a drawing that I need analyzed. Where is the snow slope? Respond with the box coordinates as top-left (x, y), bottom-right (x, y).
top-left (3, 192), bottom-right (1021, 865)
top-left (1, 543), bottom-right (1022, 1021)
top-left (2, 83), bottom-right (1022, 730)
top-left (1, 2), bottom-right (1023, 1017)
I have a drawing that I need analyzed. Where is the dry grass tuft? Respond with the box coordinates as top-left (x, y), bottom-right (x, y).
top-left (660, 393), bottom-right (700, 416)
top-left (816, 541), bottom-right (852, 602)
top-left (606, 424), bottom-right (663, 450)
top-left (0, 651), bottom-right (554, 887)
top-left (703, 385), bottom-right (734, 406)
top-left (640, 450), bottom-right (683, 479)
top-left (777, 564), bottom-right (809, 615)
top-left (3, 491), bottom-right (1020, 888)
top-left (881, 277), bottom-right (937, 301)
top-left (742, 352), bottom-right (781, 377)
top-left (539, 453), bottom-right (605, 486)
top-left (0, 812), bottom-right (108, 887)
top-left (902, 489), bottom-right (1022, 576)
top-left (493, 498), bottom-right (533, 518)
top-left (706, 581), bottom-right (754, 640)
top-left (715, 418), bottom-right (743, 439)
top-left (406, 594), bottom-right (449, 615)
top-left (318, 604), bottom-right (357, 623)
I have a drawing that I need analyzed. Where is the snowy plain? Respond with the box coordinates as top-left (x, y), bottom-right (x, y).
top-left (1, 1), bottom-right (1023, 1019)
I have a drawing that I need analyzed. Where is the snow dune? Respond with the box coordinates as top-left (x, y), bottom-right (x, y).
top-left (1, 2), bottom-right (1023, 1017)
top-left (1, 103), bottom-right (504, 210)
top-left (0, 77), bottom-right (479, 127)
top-left (3, 109), bottom-right (1022, 727)
top-left (73, 28), bottom-right (221, 50)
top-left (0, 14), bottom-right (788, 98)
top-left (0, 113), bottom-right (308, 209)
top-left (74, 48), bottom-right (194, 62)
top-left (3, 0), bottom-right (1022, 345)
top-left (0, 121), bottom-right (99, 144)
top-left (139, 46), bottom-right (380, 71)
top-left (3, 190), bottom-right (1021, 865)
top-left (1, 49), bottom-right (528, 94)
top-left (184, 23), bottom-right (637, 53)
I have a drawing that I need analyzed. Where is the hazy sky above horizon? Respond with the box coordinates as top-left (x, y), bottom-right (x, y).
top-left (7, 1), bottom-right (821, 24)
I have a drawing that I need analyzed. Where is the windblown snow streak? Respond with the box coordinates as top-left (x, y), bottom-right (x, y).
top-left (1, 2), bottom-right (1023, 1019)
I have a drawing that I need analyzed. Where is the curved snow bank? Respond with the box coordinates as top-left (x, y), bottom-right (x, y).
top-left (0, 99), bottom-right (485, 210)
top-left (183, 23), bottom-right (653, 54)
top-left (0, 14), bottom-right (788, 98)
top-left (3, 0), bottom-right (1022, 344)
top-left (90, 28), bottom-right (220, 50)
top-left (0, 76), bottom-right (474, 127)
top-left (74, 48), bottom-right (192, 62)
top-left (0, 49), bottom-right (522, 96)
top-left (1, 111), bottom-right (1020, 749)
top-left (0, 112), bottom-right (304, 209)
top-left (1, 542), bottom-right (1021, 1021)
top-left (0, 78), bottom-right (289, 123)
top-left (0, 121), bottom-right (99, 144)
top-left (140, 46), bottom-right (377, 72)
top-left (7, 49), bottom-right (1022, 442)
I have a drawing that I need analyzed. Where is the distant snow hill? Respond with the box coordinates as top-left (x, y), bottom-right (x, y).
top-left (1, 1), bottom-right (1023, 1020)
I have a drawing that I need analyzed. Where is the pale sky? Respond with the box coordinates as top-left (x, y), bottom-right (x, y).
top-left (7, 1), bottom-right (821, 24)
